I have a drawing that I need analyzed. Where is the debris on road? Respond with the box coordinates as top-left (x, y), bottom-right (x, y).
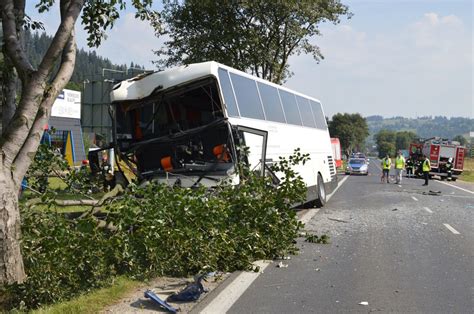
top-left (144, 290), bottom-right (178, 313)
top-left (328, 217), bottom-right (349, 223)
top-left (359, 301), bottom-right (369, 306)
top-left (392, 208), bottom-right (398, 211)
top-left (422, 190), bottom-right (442, 196)
top-left (166, 274), bottom-right (208, 302)
top-left (305, 233), bottom-right (330, 244)
top-left (277, 261), bottom-right (289, 268)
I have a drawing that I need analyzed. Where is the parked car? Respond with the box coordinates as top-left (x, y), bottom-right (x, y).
top-left (345, 158), bottom-right (369, 175)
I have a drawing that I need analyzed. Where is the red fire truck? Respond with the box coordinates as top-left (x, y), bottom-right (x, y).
top-left (418, 138), bottom-right (466, 181)
top-left (331, 138), bottom-right (342, 168)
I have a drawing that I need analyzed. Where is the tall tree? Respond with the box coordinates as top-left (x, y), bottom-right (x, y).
top-left (328, 113), bottom-right (369, 156)
top-left (375, 129), bottom-right (396, 157)
top-left (375, 129), bottom-right (417, 157)
top-left (452, 135), bottom-right (467, 146)
top-left (155, 0), bottom-right (351, 83)
top-left (395, 131), bottom-right (417, 151)
top-left (0, 0), bottom-right (159, 285)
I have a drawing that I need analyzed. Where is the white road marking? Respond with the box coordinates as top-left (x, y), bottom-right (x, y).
top-left (200, 175), bottom-right (349, 313)
top-left (327, 176), bottom-right (349, 201)
top-left (300, 175), bottom-right (349, 224)
top-left (199, 260), bottom-right (271, 314)
top-left (300, 208), bottom-right (321, 225)
top-left (435, 180), bottom-right (474, 195)
top-left (411, 196), bottom-right (419, 201)
top-left (423, 207), bottom-right (433, 214)
top-left (443, 224), bottom-right (460, 235)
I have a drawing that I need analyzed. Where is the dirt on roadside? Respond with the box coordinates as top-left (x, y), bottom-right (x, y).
top-left (102, 273), bottom-right (229, 313)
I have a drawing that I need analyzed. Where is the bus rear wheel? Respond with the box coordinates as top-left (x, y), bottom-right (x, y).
top-left (314, 174), bottom-right (326, 208)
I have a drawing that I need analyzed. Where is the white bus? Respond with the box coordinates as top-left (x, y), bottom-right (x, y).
top-left (109, 61), bottom-right (337, 206)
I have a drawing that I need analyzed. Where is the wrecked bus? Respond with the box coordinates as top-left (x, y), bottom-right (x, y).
top-left (108, 61), bottom-right (337, 206)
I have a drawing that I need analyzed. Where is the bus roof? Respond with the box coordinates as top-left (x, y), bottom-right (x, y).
top-left (110, 61), bottom-right (322, 104)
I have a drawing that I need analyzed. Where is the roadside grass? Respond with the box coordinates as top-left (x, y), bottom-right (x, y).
top-left (48, 177), bottom-right (68, 190)
top-left (460, 157), bottom-right (474, 183)
top-left (20, 176), bottom-right (105, 213)
top-left (32, 277), bottom-right (141, 314)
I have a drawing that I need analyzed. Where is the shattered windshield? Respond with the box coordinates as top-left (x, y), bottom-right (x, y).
top-left (115, 78), bottom-right (224, 141)
top-left (114, 79), bottom-right (234, 177)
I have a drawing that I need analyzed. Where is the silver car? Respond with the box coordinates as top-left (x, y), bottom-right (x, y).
top-left (345, 158), bottom-right (369, 175)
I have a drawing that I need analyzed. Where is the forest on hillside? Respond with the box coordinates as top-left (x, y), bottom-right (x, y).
top-left (22, 31), bottom-right (145, 90)
top-left (366, 115), bottom-right (473, 141)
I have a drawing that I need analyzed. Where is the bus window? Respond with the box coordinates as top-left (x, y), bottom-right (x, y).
top-left (116, 80), bottom-right (224, 141)
top-left (257, 82), bottom-right (286, 123)
top-left (310, 100), bottom-right (327, 130)
top-left (217, 68), bottom-right (240, 117)
top-left (279, 90), bottom-right (302, 126)
top-left (229, 73), bottom-right (265, 120)
top-left (296, 96), bottom-right (316, 128)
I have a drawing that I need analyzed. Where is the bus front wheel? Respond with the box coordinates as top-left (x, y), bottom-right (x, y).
top-left (315, 174), bottom-right (326, 208)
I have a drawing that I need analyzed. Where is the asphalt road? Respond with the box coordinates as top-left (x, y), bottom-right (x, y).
top-left (228, 161), bottom-right (474, 313)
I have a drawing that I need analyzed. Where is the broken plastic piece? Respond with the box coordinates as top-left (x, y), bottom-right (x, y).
top-left (359, 301), bottom-right (369, 306)
top-left (144, 290), bottom-right (177, 313)
top-left (166, 274), bottom-right (207, 302)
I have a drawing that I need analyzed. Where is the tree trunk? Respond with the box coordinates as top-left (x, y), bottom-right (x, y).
top-left (1, 58), bottom-right (17, 130)
top-left (0, 166), bottom-right (25, 284)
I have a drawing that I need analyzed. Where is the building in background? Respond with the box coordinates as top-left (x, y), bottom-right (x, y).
top-left (48, 89), bottom-right (86, 165)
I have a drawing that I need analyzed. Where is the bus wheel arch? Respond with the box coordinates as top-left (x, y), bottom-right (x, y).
top-left (314, 172), bottom-right (326, 208)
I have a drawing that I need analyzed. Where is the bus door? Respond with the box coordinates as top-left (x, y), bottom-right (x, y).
top-left (236, 126), bottom-right (267, 177)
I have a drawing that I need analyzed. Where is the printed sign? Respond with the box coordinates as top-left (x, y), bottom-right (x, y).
top-left (51, 89), bottom-right (81, 119)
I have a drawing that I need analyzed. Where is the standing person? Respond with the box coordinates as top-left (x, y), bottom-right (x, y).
top-left (406, 157), bottom-right (414, 178)
top-left (422, 155), bottom-right (431, 186)
top-left (381, 154), bottom-right (392, 183)
top-left (394, 151), bottom-right (406, 184)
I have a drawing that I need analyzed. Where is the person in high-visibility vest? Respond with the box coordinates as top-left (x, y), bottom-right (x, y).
top-left (422, 155), bottom-right (431, 186)
top-left (394, 151), bottom-right (406, 184)
top-left (381, 154), bottom-right (392, 183)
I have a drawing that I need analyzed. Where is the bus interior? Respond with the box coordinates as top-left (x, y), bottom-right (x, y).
top-left (113, 78), bottom-right (237, 181)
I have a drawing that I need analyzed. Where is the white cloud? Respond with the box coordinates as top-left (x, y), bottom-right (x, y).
top-left (27, 5), bottom-right (161, 69)
top-left (79, 13), bottom-right (162, 69)
top-left (285, 13), bottom-right (473, 118)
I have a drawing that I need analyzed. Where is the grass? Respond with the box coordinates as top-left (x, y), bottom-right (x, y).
top-left (460, 157), bottom-right (474, 183)
top-left (32, 277), bottom-right (142, 314)
top-left (48, 177), bottom-right (68, 190)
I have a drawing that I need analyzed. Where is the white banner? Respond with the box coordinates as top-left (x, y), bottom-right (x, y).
top-left (51, 89), bottom-right (81, 119)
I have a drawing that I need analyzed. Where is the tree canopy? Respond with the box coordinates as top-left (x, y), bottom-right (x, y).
top-left (328, 113), bottom-right (369, 156)
top-left (374, 129), bottom-right (417, 157)
top-left (155, 0), bottom-right (351, 83)
top-left (452, 135), bottom-right (468, 146)
top-left (0, 0), bottom-right (159, 285)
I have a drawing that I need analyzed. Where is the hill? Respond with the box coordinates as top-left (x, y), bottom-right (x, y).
top-left (366, 115), bottom-right (473, 141)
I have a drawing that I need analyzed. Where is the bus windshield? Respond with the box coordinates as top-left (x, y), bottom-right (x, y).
top-left (113, 78), bottom-right (235, 179)
top-left (115, 78), bottom-right (224, 141)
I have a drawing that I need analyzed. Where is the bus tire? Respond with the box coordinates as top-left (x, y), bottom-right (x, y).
top-left (314, 174), bottom-right (326, 208)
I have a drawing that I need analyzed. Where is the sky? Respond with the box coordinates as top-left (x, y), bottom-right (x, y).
top-left (27, 0), bottom-right (473, 119)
